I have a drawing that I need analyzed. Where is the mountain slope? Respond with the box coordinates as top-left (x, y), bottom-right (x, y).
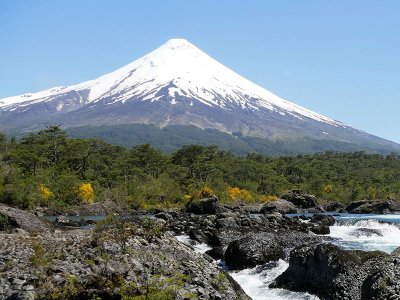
top-left (0, 38), bottom-right (398, 153)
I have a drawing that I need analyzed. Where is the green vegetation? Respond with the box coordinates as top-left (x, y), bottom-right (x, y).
top-left (1, 125), bottom-right (400, 209)
top-left (67, 124), bottom-right (390, 156)
top-left (0, 214), bottom-right (16, 232)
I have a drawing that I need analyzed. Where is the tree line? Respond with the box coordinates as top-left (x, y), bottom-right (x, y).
top-left (0, 125), bottom-right (399, 209)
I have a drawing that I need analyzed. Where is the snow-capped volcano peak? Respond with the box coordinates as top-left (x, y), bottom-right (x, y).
top-left (0, 38), bottom-right (342, 127)
top-left (1, 38), bottom-right (398, 153)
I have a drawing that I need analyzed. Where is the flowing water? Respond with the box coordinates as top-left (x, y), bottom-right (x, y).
top-left (177, 213), bottom-right (400, 300)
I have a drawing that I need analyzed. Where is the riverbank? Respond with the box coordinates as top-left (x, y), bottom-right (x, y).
top-left (2, 190), bottom-right (400, 299)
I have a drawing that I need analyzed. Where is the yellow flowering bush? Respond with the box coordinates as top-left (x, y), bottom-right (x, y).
top-left (259, 195), bottom-right (278, 202)
top-left (198, 186), bottom-right (214, 198)
top-left (78, 183), bottom-right (95, 204)
top-left (227, 187), bottom-right (252, 203)
top-left (39, 184), bottom-right (53, 202)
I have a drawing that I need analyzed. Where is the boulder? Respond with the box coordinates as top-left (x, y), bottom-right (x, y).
top-left (272, 243), bottom-right (395, 300)
top-left (225, 233), bottom-right (285, 269)
top-left (280, 190), bottom-right (319, 209)
top-left (346, 199), bottom-right (400, 214)
top-left (323, 201), bottom-right (345, 212)
top-left (154, 212), bottom-right (173, 222)
top-left (260, 199), bottom-right (298, 214)
top-left (70, 200), bottom-right (126, 216)
top-left (310, 214), bottom-right (335, 226)
top-left (310, 225), bottom-right (330, 235)
top-left (215, 217), bottom-right (239, 229)
top-left (0, 204), bottom-right (51, 233)
top-left (186, 197), bottom-right (223, 215)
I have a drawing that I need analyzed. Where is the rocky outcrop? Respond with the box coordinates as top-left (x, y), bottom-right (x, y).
top-left (272, 243), bottom-right (399, 300)
top-left (186, 197), bottom-right (223, 215)
top-left (280, 189), bottom-right (323, 211)
top-left (345, 199), bottom-right (400, 214)
top-left (323, 201), bottom-right (345, 212)
top-left (69, 200), bottom-right (127, 216)
top-left (260, 199), bottom-right (297, 214)
top-left (0, 214), bottom-right (251, 300)
top-left (0, 204), bottom-right (52, 233)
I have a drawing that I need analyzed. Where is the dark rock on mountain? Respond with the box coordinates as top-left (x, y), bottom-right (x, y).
top-left (260, 199), bottom-right (298, 214)
top-left (280, 190), bottom-right (321, 210)
top-left (186, 197), bottom-right (223, 215)
top-left (272, 243), bottom-right (398, 300)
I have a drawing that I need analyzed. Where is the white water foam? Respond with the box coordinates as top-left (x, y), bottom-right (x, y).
top-left (175, 234), bottom-right (212, 254)
top-left (329, 219), bottom-right (400, 253)
top-left (230, 260), bottom-right (319, 300)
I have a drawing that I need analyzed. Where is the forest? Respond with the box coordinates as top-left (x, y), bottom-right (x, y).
top-left (1, 125), bottom-right (399, 210)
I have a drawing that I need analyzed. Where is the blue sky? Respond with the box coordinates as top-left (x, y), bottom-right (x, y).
top-left (1, 1), bottom-right (399, 142)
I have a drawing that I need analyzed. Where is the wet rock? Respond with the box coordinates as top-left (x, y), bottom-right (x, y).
top-left (310, 225), bottom-right (330, 235)
top-left (225, 233), bottom-right (285, 269)
top-left (188, 229), bottom-right (210, 244)
top-left (272, 243), bottom-right (395, 300)
top-left (310, 214), bottom-right (335, 226)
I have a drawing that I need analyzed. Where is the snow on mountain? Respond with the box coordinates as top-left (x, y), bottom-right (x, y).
top-left (0, 38), bottom-right (343, 127)
top-left (0, 38), bottom-right (399, 154)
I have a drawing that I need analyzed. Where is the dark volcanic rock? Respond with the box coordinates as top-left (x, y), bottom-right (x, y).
top-left (310, 225), bottom-right (330, 235)
top-left (260, 199), bottom-right (298, 214)
top-left (272, 243), bottom-right (396, 300)
top-left (186, 197), bottom-right (223, 215)
top-left (323, 201), bottom-right (346, 212)
top-left (155, 211), bottom-right (173, 222)
top-left (0, 205), bottom-right (251, 300)
top-left (225, 233), bottom-right (285, 269)
top-left (345, 199), bottom-right (400, 214)
top-left (215, 216), bottom-right (239, 229)
top-left (280, 189), bottom-right (320, 209)
top-left (310, 214), bottom-right (335, 226)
